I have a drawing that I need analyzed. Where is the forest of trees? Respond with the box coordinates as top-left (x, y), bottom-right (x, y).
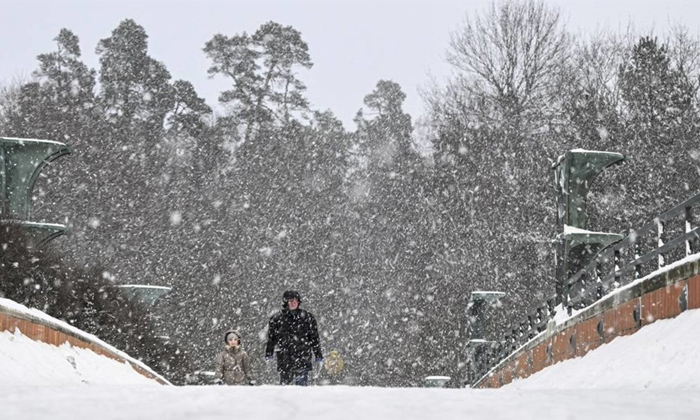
top-left (1, 0), bottom-right (699, 386)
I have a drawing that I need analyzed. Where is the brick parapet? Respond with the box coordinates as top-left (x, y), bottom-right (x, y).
top-left (474, 259), bottom-right (700, 388)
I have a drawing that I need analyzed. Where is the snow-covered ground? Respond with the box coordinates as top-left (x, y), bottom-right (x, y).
top-left (0, 329), bottom-right (158, 386)
top-left (2, 385), bottom-right (698, 420)
top-left (508, 308), bottom-right (700, 390)
top-left (2, 307), bottom-right (700, 419)
top-left (0, 297), bottom-right (167, 384)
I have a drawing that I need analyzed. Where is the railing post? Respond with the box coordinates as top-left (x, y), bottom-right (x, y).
top-left (521, 320), bottom-right (530, 341)
top-left (657, 219), bottom-right (665, 269)
top-left (595, 262), bottom-right (604, 299)
top-left (614, 249), bottom-right (621, 285)
top-left (633, 237), bottom-right (642, 279)
top-left (548, 298), bottom-right (556, 320)
top-left (536, 307), bottom-right (544, 332)
top-left (686, 206), bottom-right (694, 256)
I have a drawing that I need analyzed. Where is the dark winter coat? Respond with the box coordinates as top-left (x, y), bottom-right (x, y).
top-left (265, 308), bottom-right (323, 373)
top-left (215, 331), bottom-right (255, 385)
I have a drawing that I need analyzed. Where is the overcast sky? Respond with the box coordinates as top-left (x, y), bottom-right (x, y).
top-left (1, 0), bottom-right (699, 130)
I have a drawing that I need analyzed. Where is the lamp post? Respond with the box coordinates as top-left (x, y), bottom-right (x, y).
top-left (552, 150), bottom-right (625, 306)
top-left (116, 285), bottom-right (172, 307)
top-left (465, 291), bottom-right (505, 387)
top-left (0, 137), bottom-right (71, 248)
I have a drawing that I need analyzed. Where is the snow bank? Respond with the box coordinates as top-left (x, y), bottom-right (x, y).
top-left (0, 297), bottom-right (168, 385)
top-left (507, 308), bottom-right (700, 390)
top-left (1, 308), bottom-right (699, 418)
top-left (0, 329), bottom-right (158, 386)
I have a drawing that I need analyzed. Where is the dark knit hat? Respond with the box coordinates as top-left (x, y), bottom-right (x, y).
top-left (282, 290), bottom-right (301, 308)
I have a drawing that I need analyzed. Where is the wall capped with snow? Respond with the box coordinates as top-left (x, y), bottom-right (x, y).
top-left (0, 297), bottom-right (169, 385)
top-left (474, 257), bottom-right (700, 388)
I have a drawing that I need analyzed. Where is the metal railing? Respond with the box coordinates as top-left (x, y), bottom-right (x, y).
top-left (473, 191), bottom-right (700, 385)
top-left (499, 295), bottom-right (557, 356)
top-left (565, 193), bottom-right (700, 311)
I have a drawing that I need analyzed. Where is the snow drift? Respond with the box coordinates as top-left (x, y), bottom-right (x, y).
top-left (0, 297), bottom-right (165, 386)
top-left (507, 308), bottom-right (700, 389)
top-left (0, 329), bottom-right (159, 386)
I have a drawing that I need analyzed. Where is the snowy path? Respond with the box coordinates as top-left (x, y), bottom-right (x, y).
top-left (2, 385), bottom-right (699, 420)
top-left (4, 309), bottom-right (700, 419)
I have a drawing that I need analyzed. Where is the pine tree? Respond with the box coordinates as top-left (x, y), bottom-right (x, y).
top-left (6, 28), bottom-right (96, 142)
top-left (204, 21), bottom-right (312, 143)
top-left (619, 36), bottom-right (696, 149)
top-left (96, 19), bottom-right (174, 145)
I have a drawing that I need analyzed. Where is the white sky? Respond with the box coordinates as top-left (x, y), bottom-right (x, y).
top-left (1, 0), bottom-right (699, 130)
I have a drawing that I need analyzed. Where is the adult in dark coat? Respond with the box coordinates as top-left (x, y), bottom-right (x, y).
top-left (265, 291), bottom-right (323, 385)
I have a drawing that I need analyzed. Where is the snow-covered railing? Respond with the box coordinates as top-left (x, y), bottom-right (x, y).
top-left (465, 294), bottom-right (558, 384)
top-left (477, 192), bottom-right (700, 383)
top-left (565, 193), bottom-right (700, 312)
top-left (499, 295), bottom-right (557, 357)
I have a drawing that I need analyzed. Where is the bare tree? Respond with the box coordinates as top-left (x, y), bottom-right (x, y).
top-left (667, 23), bottom-right (700, 101)
top-left (554, 29), bottom-right (633, 147)
top-left (446, 0), bottom-right (570, 129)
